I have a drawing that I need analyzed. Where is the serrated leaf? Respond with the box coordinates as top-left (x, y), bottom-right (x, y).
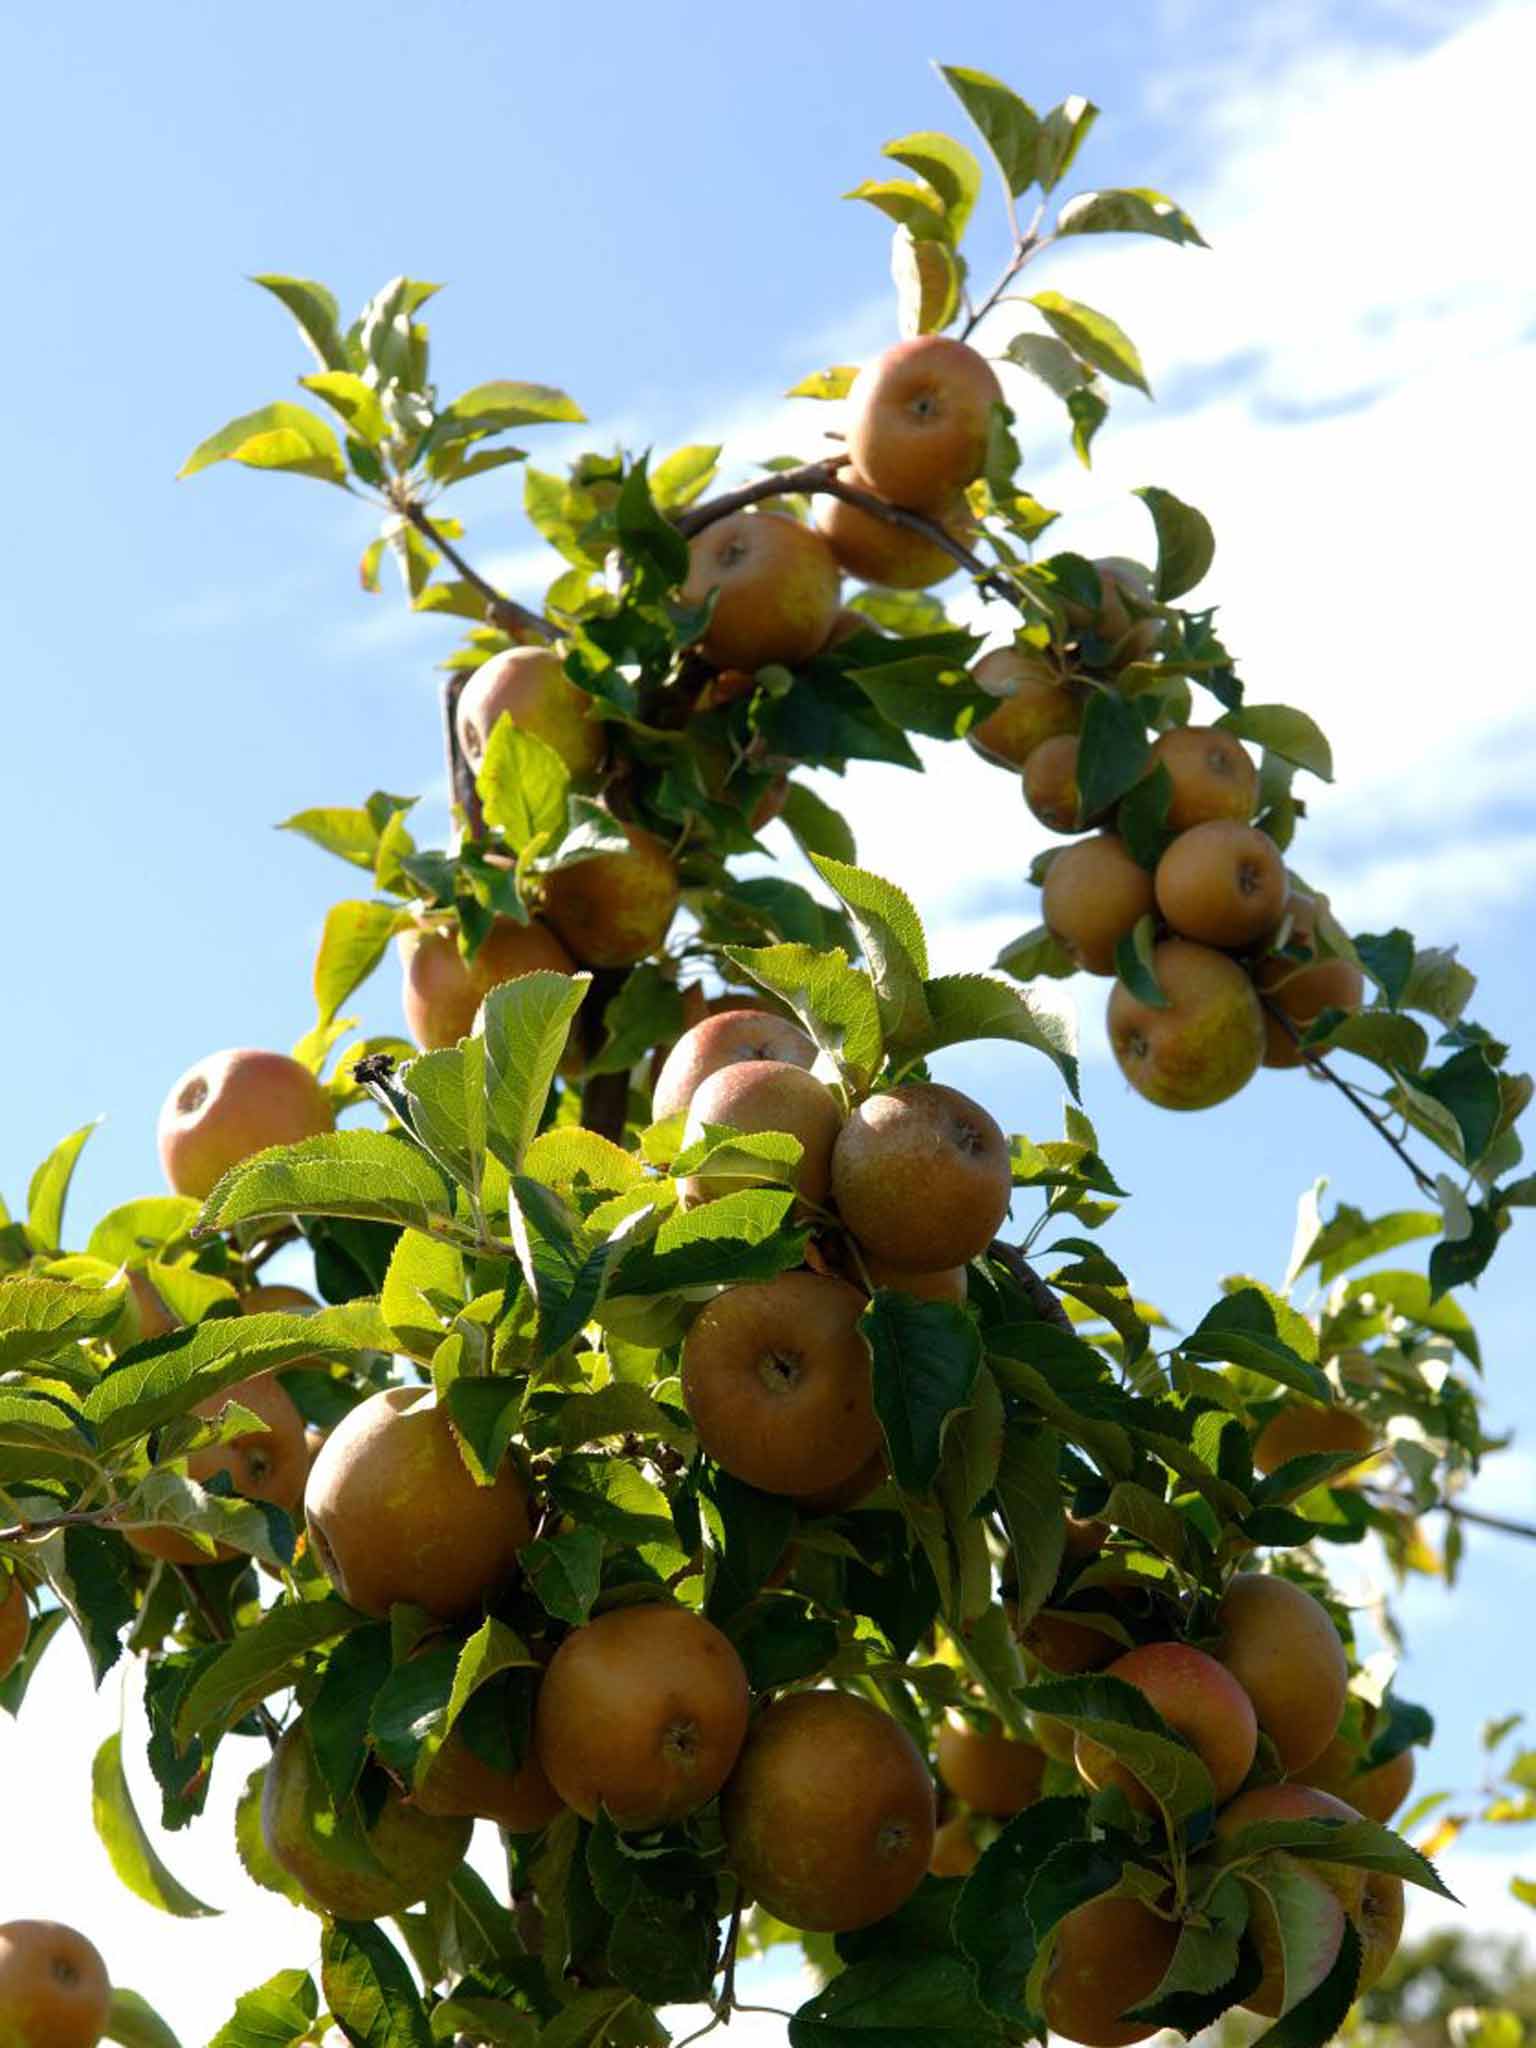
top-left (1216, 705), bottom-right (1333, 782)
top-left (197, 1129), bottom-right (455, 1238)
top-left (439, 381), bottom-right (585, 430)
top-left (1180, 1289), bottom-right (1330, 1400)
top-left (908, 972), bottom-right (1078, 1095)
top-left (314, 900), bottom-right (409, 1027)
top-left (938, 65), bottom-right (1040, 196)
top-left (207, 1969), bottom-right (319, 2048)
top-left (1077, 688), bottom-right (1151, 818)
top-left (92, 1731), bottom-right (218, 1917)
top-left (1030, 292), bottom-right (1149, 394)
top-left (1016, 1675), bottom-right (1217, 1818)
top-left (299, 371), bottom-right (388, 444)
top-left (322, 1920), bottom-right (433, 2048)
top-left (523, 1525), bottom-right (605, 1625)
top-left (1057, 187), bottom-right (1207, 245)
top-left (478, 719), bottom-right (571, 854)
top-left (480, 972), bottom-right (592, 1172)
top-left (993, 1419), bottom-right (1066, 1636)
top-left (1135, 484), bottom-right (1215, 602)
top-left (884, 129), bottom-right (983, 235)
top-left (26, 1120), bottom-right (97, 1252)
top-left (176, 1597), bottom-right (362, 1744)
top-left (250, 274), bottom-right (348, 370)
top-left (725, 941), bottom-right (883, 1092)
top-left (864, 1293), bottom-right (979, 1492)
top-left (179, 402), bottom-right (348, 485)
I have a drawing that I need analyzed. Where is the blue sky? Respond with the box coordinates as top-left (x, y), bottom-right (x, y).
top-left (3, 0), bottom-right (1534, 2034)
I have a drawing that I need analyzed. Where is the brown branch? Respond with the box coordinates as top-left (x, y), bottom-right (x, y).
top-left (988, 1239), bottom-right (1075, 1331)
top-left (1263, 1001), bottom-right (1440, 1199)
top-left (400, 498), bottom-right (556, 643)
top-left (0, 1504), bottom-right (121, 1545)
top-left (1441, 1501), bottom-right (1536, 1542)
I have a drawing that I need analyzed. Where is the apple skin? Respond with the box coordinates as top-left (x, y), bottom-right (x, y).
top-left (652, 1008), bottom-right (816, 1122)
top-left (411, 1720), bottom-right (565, 1834)
top-left (929, 1814), bottom-right (979, 1877)
top-left (1147, 727), bottom-right (1258, 833)
top-left (399, 917), bottom-right (576, 1050)
top-left (1042, 834), bottom-right (1157, 976)
top-left (1073, 1640), bottom-right (1258, 1812)
top-left (846, 336), bottom-right (1004, 508)
top-left (262, 1719), bottom-right (472, 1920)
top-left (1235, 1855), bottom-right (1348, 2018)
top-left (720, 1689), bottom-right (936, 1932)
top-left (679, 1059), bottom-right (843, 1210)
top-left (540, 824), bottom-right (680, 969)
top-left (1300, 1733), bottom-right (1415, 1824)
top-left (0, 1575), bottom-right (30, 1684)
top-left (831, 1082), bottom-right (1012, 1271)
top-left (968, 646), bottom-right (1082, 771)
top-left (304, 1386), bottom-right (533, 1619)
top-left (534, 1604), bottom-right (750, 1828)
top-left (682, 511), bottom-right (842, 670)
top-left (157, 1049), bottom-right (334, 1201)
top-left (1254, 893), bottom-right (1366, 1067)
top-left (1213, 1572), bottom-right (1349, 1776)
top-left (455, 646), bottom-right (605, 780)
top-left (0, 1921), bottom-right (112, 2048)
top-left (1024, 734), bottom-right (1090, 833)
top-left (1252, 1403), bottom-right (1377, 1478)
top-left (1041, 1893), bottom-right (1181, 2047)
top-left (1154, 821), bottom-right (1290, 951)
top-left (815, 471), bottom-right (969, 589)
top-left (936, 1715), bottom-right (1047, 1817)
top-left (1215, 1783), bottom-right (1368, 1917)
top-left (124, 1370), bottom-right (309, 1566)
top-left (1107, 940), bottom-right (1266, 1111)
top-left (681, 1270), bottom-right (881, 1497)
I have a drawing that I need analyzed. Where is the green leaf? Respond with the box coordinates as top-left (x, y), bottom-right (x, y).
top-left (1077, 688), bottom-right (1151, 819)
top-left (1243, 1871), bottom-right (1360, 2041)
top-left (314, 900), bottom-right (408, 1026)
top-left (250, 274), bottom-right (349, 370)
top-left (937, 65), bottom-right (1040, 196)
top-left (1016, 1675), bottom-right (1217, 1818)
top-left (1134, 484), bottom-right (1215, 601)
top-left (207, 1970), bottom-right (319, 2048)
top-left (726, 942), bottom-right (883, 1093)
top-left (92, 1731), bottom-right (218, 1917)
top-left (791, 1954), bottom-right (1008, 2044)
top-left (1031, 293), bottom-right (1150, 394)
top-left (197, 1129), bottom-right (455, 1237)
top-left (781, 783), bottom-right (858, 865)
top-left (178, 402), bottom-right (348, 486)
top-left (1035, 97), bottom-right (1099, 192)
top-left (480, 971), bottom-right (592, 1171)
top-left (27, 1120), bottom-right (97, 1252)
top-left (1417, 1047), bottom-right (1502, 1166)
top-left (993, 1419), bottom-right (1066, 1636)
top-left (176, 1597), bottom-right (362, 1744)
top-left (321, 1920), bottom-right (433, 2048)
top-left (883, 130), bottom-right (983, 236)
top-left (1114, 918), bottom-right (1167, 1009)
top-left (846, 178), bottom-right (952, 241)
top-left (478, 720), bottom-right (571, 853)
top-left (1338, 1267), bottom-right (1480, 1368)
top-left (299, 371), bottom-right (389, 445)
top-left (1354, 930), bottom-right (1415, 1007)
top-left (786, 365), bottom-right (859, 400)
top-left (1216, 705), bottom-right (1333, 782)
top-left (1215, 1814), bottom-right (1456, 1899)
top-left (1057, 187), bottom-right (1208, 246)
top-left (649, 443), bottom-right (721, 509)
top-left (1401, 945), bottom-right (1477, 1025)
top-left (609, 1189), bottom-right (806, 1298)
top-left (952, 1799), bottom-right (1104, 2023)
top-left (104, 1988), bottom-right (185, 2048)
top-left (522, 1525), bottom-right (605, 1625)
top-left (439, 381), bottom-right (585, 431)
top-left (810, 856), bottom-right (930, 1044)
top-left (907, 973), bottom-right (1078, 1096)
top-left (863, 1293), bottom-right (980, 1491)
top-left (1181, 1288), bottom-right (1331, 1400)
top-left (995, 924), bottom-right (1077, 983)
top-left (616, 455), bottom-right (691, 590)
top-left (891, 226), bottom-right (961, 338)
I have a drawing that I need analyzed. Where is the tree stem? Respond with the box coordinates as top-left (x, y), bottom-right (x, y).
top-left (1263, 1001), bottom-right (1440, 1199)
top-left (987, 1239), bottom-right (1075, 1331)
top-left (400, 498), bottom-right (556, 642)
top-left (441, 669), bottom-right (486, 843)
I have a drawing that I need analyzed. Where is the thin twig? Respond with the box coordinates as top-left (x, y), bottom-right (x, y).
top-left (1441, 1501), bottom-right (1536, 1542)
top-left (400, 498), bottom-right (556, 642)
top-left (987, 1239), bottom-right (1075, 1332)
top-left (0, 1504), bottom-right (121, 1545)
top-left (1264, 1001), bottom-right (1440, 1199)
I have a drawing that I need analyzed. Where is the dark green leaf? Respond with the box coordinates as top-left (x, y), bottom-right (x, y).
top-left (864, 1293), bottom-right (980, 1492)
top-left (322, 1920), bottom-right (433, 2048)
top-left (1135, 485), bottom-right (1215, 601)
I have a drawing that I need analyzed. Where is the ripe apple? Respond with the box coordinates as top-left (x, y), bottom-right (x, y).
top-left (652, 1008), bottom-right (816, 1122)
top-left (158, 1049), bottom-right (334, 1200)
top-left (534, 1604), bottom-right (750, 1828)
top-left (1215, 1782), bottom-right (1369, 1917)
top-left (124, 1371), bottom-right (309, 1565)
top-left (305, 1386), bottom-right (533, 1618)
top-left (1213, 1573), bottom-right (1348, 1775)
top-left (412, 1717), bottom-right (565, 1834)
top-left (682, 511), bottom-right (842, 670)
top-left (1155, 821), bottom-right (1289, 950)
top-left (792, 1443), bottom-right (889, 1514)
top-left (1024, 734), bottom-right (1089, 833)
top-left (815, 472), bottom-right (969, 588)
top-left (1107, 940), bottom-right (1266, 1110)
top-left (1235, 1855), bottom-right (1348, 2018)
top-left (859, 1254), bottom-right (968, 1304)
top-left (455, 646), bottom-right (605, 780)
top-left (0, 1921), bottom-right (111, 2048)
top-left (968, 646), bottom-right (1081, 771)
top-left (831, 1081), bottom-right (1012, 1270)
top-left (119, 1268), bottom-right (177, 1348)
top-left (845, 336), bottom-right (1004, 508)
top-left (238, 1283), bottom-right (318, 1315)
top-left (1073, 1641), bottom-right (1257, 1811)
top-left (262, 1718), bottom-right (471, 1919)
top-left (540, 823), bottom-right (680, 968)
top-left (1356, 1871), bottom-right (1405, 1992)
top-left (399, 916), bottom-right (576, 1050)
top-left (681, 1270), bottom-right (880, 1497)
top-left (1300, 1731), bottom-right (1415, 1825)
top-left (1254, 892), bottom-right (1365, 1068)
top-left (1042, 834), bottom-right (1157, 976)
top-left (679, 1059), bottom-right (843, 1209)
top-left (1041, 1892), bottom-right (1180, 2046)
top-left (929, 1814), bottom-right (980, 1877)
top-left (936, 1714), bottom-right (1047, 1817)
top-left (720, 1689), bottom-right (936, 1931)
top-left (822, 605), bottom-right (886, 650)
top-left (1252, 1402), bottom-right (1377, 1478)
top-left (0, 1574), bottom-right (30, 1684)
top-left (1147, 727), bottom-right (1258, 833)
top-left (1065, 558), bottom-right (1164, 670)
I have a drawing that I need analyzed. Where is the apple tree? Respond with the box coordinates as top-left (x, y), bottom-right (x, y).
top-left (2, 57), bottom-right (1533, 2048)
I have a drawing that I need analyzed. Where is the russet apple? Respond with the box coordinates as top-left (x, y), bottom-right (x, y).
top-left (455, 646), bottom-right (605, 780)
top-left (1108, 940), bottom-right (1266, 1110)
top-left (846, 336), bottom-right (1004, 508)
top-left (157, 1049), bottom-right (334, 1201)
top-left (682, 511), bottom-right (841, 670)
